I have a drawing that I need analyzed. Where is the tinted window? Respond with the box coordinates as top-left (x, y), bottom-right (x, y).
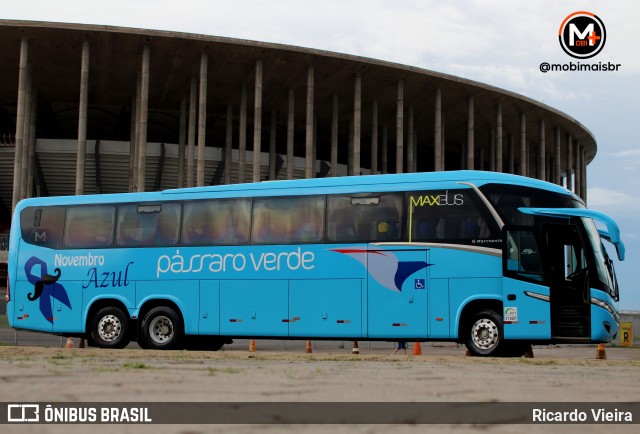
top-left (64, 205), bottom-right (116, 248)
top-left (252, 196), bottom-right (325, 244)
top-left (408, 189), bottom-right (501, 246)
top-left (327, 193), bottom-right (403, 243)
top-left (182, 199), bottom-right (251, 245)
top-left (480, 184), bottom-right (584, 226)
top-left (20, 206), bottom-right (66, 249)
top-left (116, 203), bottom-right (181, 247)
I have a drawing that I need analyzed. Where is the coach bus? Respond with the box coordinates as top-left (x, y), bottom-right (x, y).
top-left (6, 171), bottom-right (624, 356)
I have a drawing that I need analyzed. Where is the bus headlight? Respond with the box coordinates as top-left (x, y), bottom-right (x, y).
top-left (591, 297), bottom-right (620, 323)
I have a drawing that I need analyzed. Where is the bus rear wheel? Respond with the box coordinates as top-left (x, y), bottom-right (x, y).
top-left (140, 306), bottom-right (183, 350)
top-left (90, 306), bottom-right (131, 349)
top-left (465, 309), bottom-right (503, 357)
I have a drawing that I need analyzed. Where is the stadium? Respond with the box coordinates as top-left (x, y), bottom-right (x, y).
top-left (0, 20), bottom-right (595, 234)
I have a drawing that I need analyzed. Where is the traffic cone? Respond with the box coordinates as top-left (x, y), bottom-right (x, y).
top-left (352, 341), bottom-right (360, 354)
top-left (305, 340), bottom-right (313, 353)
top-left (249, 339), bottom-right (256, 352)
top-left (465, 349), bottom-right (472, 357)
top-left (65, 337), bottom-right (74, 348)
top-left (596, 343), bottom-right (607, 360)
top-left (413, 342), bottom-right (422, 355)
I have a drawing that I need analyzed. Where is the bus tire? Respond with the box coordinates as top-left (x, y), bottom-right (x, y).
top-left (91, 306), bottom-right (131, 349)
top-left (140, 306), bottom-right (183, 350)
top-left (465, 309), bottom-right (503, 357)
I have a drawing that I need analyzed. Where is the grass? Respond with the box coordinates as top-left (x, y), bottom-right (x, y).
top-left (0, 315), bottom-right (8, 329)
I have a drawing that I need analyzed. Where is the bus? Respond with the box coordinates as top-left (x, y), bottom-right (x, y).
top-left (6, 171), bottom-right (624, 356)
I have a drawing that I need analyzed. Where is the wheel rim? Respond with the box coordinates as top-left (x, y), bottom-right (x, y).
top-left (471, 318), bottom-right (499, 351)
top-left (98, 314), bottom-right (122, 342)
top-left (148, 315), bottom-right (174, 345)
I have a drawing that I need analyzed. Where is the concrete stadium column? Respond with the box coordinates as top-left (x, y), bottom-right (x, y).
top-left (178, 97), bottom-right (187, 188)
top-left (407, 107), bottom-right (414, 173)
top-left (539, 120), bottom-right (546, 181)
top-left (136, 46), bottom-right (150, 192)
top-left (26, 90), bottom-right (37, 197)
top-left (331, 94), bottom-right (338, 176)
top-left (253, 59), bottom-right (263, 183)
top-left (580, 148), bottom-right (587, 203)
top-left (441, 115), bottom-right (446, 170)
top-left (496, 104), bottom-right (503, 172)
top-left (129, 89), bottom-right (140, 191)
top-left (20, 68), bottom-right (32, 200)
top-left (197, 52), bottom-right (208, 187)
top-left (351, 73), bottom-right (361, 177)
top-left (287, 89), bottom-right (294, 179)
top-left (467, 96), bottom-right (474, 170)
top-left (348, 118), bottom-right (354, 175)
top-left (566, 134), bottom-right (573, 191)
top-left (269, 109), bottom-right (276, 180)
top-left (508, 134), bottom-right (514, 174)
top-left (75, 41), bottom-right (90, 195)
top-left (396, 80), bottom-right (404, 174)
top-left (554, 127), bottom-right (562, 185)
top-left (574, 141), bottom-right (581, 197)
top-left (224, 104), bottom-right (233, 185)
top-left (305, 66), bottom-right (314, 179)
top-left (434, 87), bottom-right (442, 172)
top-left (413, 131), bottom-right (418, 172)
top-left (489, 128), bottom-right (495, 171)
top-left (11, 38), bottom-right (28, 212)
top-left (519, 112), bottom-right (526, 176)
top-left (381, 125), bottom-right (388, 174)
top-left (187, 78), bottom-right (197, 187)
top-left (371, 99), bottom-right (378, 175)
top-left (239, 82), bottom-right (247, 183)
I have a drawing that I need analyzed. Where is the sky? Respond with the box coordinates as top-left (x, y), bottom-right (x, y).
top-left (5, 0), bottom-right (640, 309)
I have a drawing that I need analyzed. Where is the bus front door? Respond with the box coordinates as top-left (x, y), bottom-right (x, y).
top-left (367, 247), bottom-right (429, 339)
top-left (544, 223), bottom-right (591, 339)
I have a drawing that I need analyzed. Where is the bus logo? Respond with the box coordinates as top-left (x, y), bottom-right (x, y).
top-left (558, 11), bottom-right (606, 59)
top-left (24, 256), bottom-right (71, 323)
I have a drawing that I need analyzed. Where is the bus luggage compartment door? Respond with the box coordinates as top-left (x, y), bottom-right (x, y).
top-left (367, 248), bottom-right (429, 339)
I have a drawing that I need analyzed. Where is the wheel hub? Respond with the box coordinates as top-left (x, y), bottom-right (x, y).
top-left (98, 315), bottom-right (122, 342)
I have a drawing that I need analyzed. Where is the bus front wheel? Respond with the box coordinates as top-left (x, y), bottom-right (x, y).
top-left (91, 306), bottom-right (131, 349)
top-left (140, 306), bottom-right (183, 350)
top-left (465, 309), bottom-right (503, 357)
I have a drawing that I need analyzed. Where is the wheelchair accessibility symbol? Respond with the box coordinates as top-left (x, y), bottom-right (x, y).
top-left (414, 279), bottom-right (425, 289)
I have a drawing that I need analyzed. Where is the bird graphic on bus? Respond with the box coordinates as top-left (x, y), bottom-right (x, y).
top-left (331, 249), bottom-right (431, 292)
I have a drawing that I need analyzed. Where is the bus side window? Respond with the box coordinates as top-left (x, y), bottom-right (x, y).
top-left (252, 196), bottom-right (325, 244)
top-left (327, 193), bottom-right (403, 243)
top-left (504, 228), bottom-right (544, 282)
top-left (64, 205), bottom-right (115, 249)
top-left (182, 199), bottom-right (251, 246)
top-left (20, 206), bottom-right (66, 249)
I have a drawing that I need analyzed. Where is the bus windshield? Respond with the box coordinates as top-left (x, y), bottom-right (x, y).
top-left (582, 217), bottom-right (618, 300)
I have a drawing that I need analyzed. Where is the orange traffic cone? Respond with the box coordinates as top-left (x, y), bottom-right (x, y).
top-left (413, 342), bottom-right (422, 355)
top-left (249, 339), bottom-right (256, 352)
top-left (65, 337), bottom-right (74, 348)
top-left (305, 340), bottom-right (313, 353)
top-left (596, 343), bottom-right (607, 360)
top-left (352, 341), bottom-right (360, 354)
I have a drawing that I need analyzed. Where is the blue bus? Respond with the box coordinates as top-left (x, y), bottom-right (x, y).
top-left (6, 171), bottom-right (624, 356)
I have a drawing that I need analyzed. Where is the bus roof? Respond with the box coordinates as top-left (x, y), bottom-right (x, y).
top-left (14, 170), bottom-right (575, 210)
